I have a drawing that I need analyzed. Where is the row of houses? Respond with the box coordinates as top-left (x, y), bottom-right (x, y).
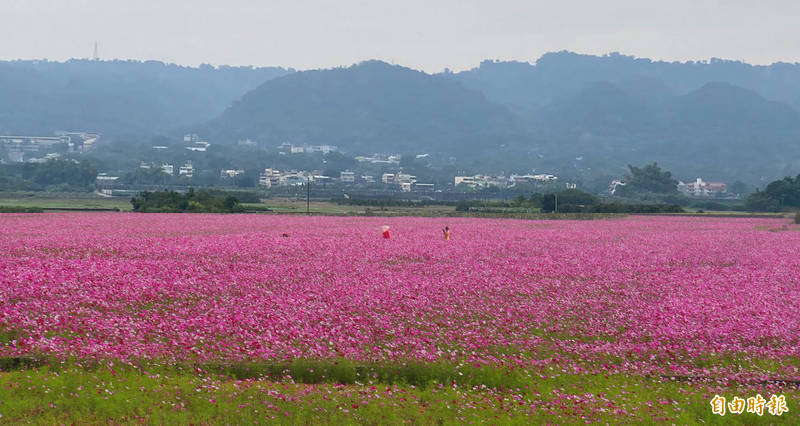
top-left (255, 169), bottom-right (430, 192)
top-left (1, 132), bottom-right (99, 162)
top-left (183, 134), bottom-right (212, 152)
top-left (140, 161), bottom-right (194, 177)
top-left (277, 142), bottom-right (339, 154)
top-left (355, 154), bottom-right (402, 165)
top-left (609, 177), bottom-right (729, 197)
top-left (454, 173), bottom-right (558, 189)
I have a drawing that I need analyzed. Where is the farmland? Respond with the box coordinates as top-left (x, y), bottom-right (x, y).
top-left (0, 213), bottom-right (798, 423)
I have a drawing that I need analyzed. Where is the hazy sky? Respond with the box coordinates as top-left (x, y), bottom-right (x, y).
top-left (2, 0), bottom-right (799, 72)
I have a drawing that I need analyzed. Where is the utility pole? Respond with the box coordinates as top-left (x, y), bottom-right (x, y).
top-left (554, 193), bottom-right (558, 213)
top-left (306, 176), bottom-right (311, 215)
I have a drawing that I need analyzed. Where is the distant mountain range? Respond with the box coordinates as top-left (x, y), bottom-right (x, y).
top-left (4, 52), bottom-right (800, 182)
top-left (203, 61), bottom-right (523, 157)
top-left (0, 59), bottom-right (291, 135)
top-left (454, 52), bottom-right (800, 114)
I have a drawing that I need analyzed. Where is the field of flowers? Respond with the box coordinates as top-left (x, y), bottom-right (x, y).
top-left (1, 213), bottom-right (798, 423)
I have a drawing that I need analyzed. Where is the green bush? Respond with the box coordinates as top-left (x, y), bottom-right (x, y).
top-left (131, 189), bottom-right (245, 213)
top-left (588, 203), bottom-right (684, 213)
top-left (745, 191), bottom-right (780, 212)
top-left (0, 206), bottom-right (44, 213)
top-left (690, 201), bottom-right (730, 211)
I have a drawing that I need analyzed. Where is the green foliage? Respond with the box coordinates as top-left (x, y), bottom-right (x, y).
top-left (764, 175), bottom-right (800, 207)
top-left (206, 61), bottom-right (520, 154)
top-left (0, 160), bottom-right (96, 191)
top-left (338, 197), bottom-right (452, 208)
top-left (120, 167), bottom-right (176, 185)
top-left (745, 175), bottom-right (800, 211)
top-left (1, 361), bottom-right (797, 424)
top-left (222, 190), bottom-right (261, 203)
top-left (690, 201), bottom-right (731, 211)
top-left (618, 162), bottom-right (678, 195)
top-left (795, 213), bottom-right (800, 224)
top-left (0, 205), bottom-right (44, 213)
top-left (729, 180), bottom-right (749, 196)
top-left (511, 194), bottom-right (527, 207)
top-left (131, 189), bottom-right (244, 213)
top-left (587, 203), bottom-right (685, 213)
top-left (745, 191), bottom-right (780, 212)
top-left (541, 189), bottom-right (599, 212)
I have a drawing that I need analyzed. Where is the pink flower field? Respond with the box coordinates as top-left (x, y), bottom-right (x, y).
top-left (2, 213), bottom-right (799, 383)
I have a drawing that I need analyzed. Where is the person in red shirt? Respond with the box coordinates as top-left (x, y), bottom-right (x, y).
top-left (381, 225), bottom-right (391, 239)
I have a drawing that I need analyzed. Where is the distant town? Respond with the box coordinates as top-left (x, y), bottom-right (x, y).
top-left (1, 131), bottom-right (736, 202)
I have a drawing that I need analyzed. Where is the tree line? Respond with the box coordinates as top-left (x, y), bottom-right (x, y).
top-left (0, 159), bottom-right (97, 191)
top-left (130, 189), bottom-right (245, 213)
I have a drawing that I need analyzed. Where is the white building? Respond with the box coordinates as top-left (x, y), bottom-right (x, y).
top-left (678, 178), bottom-right (727, 197)
top-left (455, 174), bottom-right (507, 188)
top-left (308, 145), bottom-right (338, 154)
top-left (221, 169), bottom-right (245, 178)
top-left (455, 176), bottom-right (477, 187)
top-left (161, 164), bottom-right (174, 175)
top-left (179, 161), bottom-right (194, 177)
top-left (510, 174), bottom-right (558, 184)
top-left (96, 174), bottom-right (119, 184)
top-left (395, 173), bottom-right (417, 185)
top-left (340, 171), bottom-right (356, 183)
top-left (286, 144), bottom-right (338, 154)
top-left (381, 173), bottom-right (396, 184)
top-left (281, 173), bottom-right (309, 186)
top-left (258, 168), bottom-right (281, 188)
top-left (356, 154), bottom-right (401, 165)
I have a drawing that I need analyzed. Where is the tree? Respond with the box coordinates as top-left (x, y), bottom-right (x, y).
top-left (130, 189), bottom-right (244, 213)
top-left (764, 175), bottom-right (800, 208)
top-left (729, 180), bottom-right (748, 196)
top-left (120, 167), bottom-right (173, 185)
top-left (511, 194), bottom-right (527, 207)
top-left (618, 162), bottom-right (678, 195)
top-left (745, 190), bottom-right (780, 212)
top-left (744, 174), bottom-right (800, 211)
top-left (22, 159), bottom-right (97, 190)
top-left (234, 170), bottom-right (259, 187)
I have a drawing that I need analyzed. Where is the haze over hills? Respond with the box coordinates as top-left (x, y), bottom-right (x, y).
top-left (0, 59), bottom-right (292, 136)
top-left (202, 53), bottom-right (800, 182)
top-left (204, 60), bottom-right (524, 157)
top-left (453, 51), bottom-right (800, 114)
top-left (4, 52), bottom-right (800, 183)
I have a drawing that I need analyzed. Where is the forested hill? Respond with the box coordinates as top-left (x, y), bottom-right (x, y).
top-left (452, 51), bottom-right (800, 115)
top-left (445, 52), bottom-right (800, 181)
top-left (0, 59), bottom-right (292, 136)
top-left (204, 60), bottom-right (526, 156)
top-left (6, 53), bottom-right (800, 182)
top-left (200, 55), bottom-right (800, 182)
